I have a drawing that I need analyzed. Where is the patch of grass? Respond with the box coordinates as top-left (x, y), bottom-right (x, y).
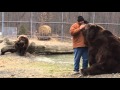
top-left (0, 55), bottom-right (74, 78)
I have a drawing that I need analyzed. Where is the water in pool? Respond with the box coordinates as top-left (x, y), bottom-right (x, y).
top-left (34, 54), bottom-right (83, 64)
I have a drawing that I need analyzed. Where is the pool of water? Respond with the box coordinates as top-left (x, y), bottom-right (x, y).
top-left (34, 54), bottom-right (74, 64)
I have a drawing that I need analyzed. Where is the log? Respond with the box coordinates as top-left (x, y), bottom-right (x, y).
top-left (2, 40), bottom-right (73, 55)
top-left (0, 40), bottom-right (3, 43)
top-left (27, 44), bottom-right (73, 54)
top-left (1, 45), bottom-right (17, 55)
top-left (27, 42), bottom-right (36, 54)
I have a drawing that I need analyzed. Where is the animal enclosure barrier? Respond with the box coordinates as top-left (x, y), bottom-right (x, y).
top-left (0, 12), bottom-right (120, 40)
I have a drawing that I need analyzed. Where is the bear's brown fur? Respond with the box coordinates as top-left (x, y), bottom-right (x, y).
top-left (15, 35), bottom-right (29, 56)
top-left (81, 24), bottom-right (120, 75)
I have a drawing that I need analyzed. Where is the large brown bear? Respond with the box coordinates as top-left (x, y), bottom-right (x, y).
top-left (15, 35), bottom-right (29, 56)
top-left (1, 35), bottom-right (29, 56)
top-left (81, 24), bottom-right (120, 75)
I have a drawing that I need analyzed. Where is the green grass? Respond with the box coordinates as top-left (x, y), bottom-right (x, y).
top-left (0, 55), bottom-right (74, 78)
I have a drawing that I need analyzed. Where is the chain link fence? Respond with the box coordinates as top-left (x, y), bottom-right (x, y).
top-left (0, 12), bottom-right (120, 40)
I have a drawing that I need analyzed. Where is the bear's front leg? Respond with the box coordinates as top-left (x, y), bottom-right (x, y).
top-left (19, 48), bottom-right (26, 56)
top-left (81, 62), bottom-right (106, 76)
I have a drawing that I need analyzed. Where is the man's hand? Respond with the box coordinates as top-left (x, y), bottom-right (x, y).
top-left (79, 24), bottom-right (86, 30)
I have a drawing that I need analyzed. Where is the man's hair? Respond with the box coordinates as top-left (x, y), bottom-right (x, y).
top-left (77, 16), bottom-right (84, 22)
top-left (77, 16), bottom-right (89, 24)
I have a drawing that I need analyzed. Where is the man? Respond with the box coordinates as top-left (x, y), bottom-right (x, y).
top-left (70, 16), bottom-right (89, 74)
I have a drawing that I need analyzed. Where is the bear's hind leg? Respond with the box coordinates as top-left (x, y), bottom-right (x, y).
top-left (81, 63), bottom-right (107, 76)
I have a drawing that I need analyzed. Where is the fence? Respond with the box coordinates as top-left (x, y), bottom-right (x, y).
top-left (0, 12), bottom-right (120, 39)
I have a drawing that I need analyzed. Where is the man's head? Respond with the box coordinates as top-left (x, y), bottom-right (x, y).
top-left (77, 16), bottom-right (85, 25)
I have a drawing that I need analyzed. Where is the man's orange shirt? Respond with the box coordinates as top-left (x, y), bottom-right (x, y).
top-left (70, 22), bottom-right (86, 48)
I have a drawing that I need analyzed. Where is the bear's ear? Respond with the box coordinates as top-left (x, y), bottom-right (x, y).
top-left (96, 25), bottom-right (105, 30)
top-left (95, 25), bottom-right (100, 30)
top-left (89, 24), bottom-right (99, 31)
top-left (84, 24), bottom-right (91, 30)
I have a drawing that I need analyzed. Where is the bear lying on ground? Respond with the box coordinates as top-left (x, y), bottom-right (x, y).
top-left (81, 24), bottom-right (120, 76)
top-left (1, 35), bottom-right (29, 56)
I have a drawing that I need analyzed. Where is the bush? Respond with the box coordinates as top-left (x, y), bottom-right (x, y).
top-left (19, 25), bottom-right (28, 35)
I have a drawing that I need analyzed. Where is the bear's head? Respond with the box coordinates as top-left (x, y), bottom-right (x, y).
top-left (82, 24), bottom-right (105, 43)
top-left (16, 40), bottom-right (25, 48)
top-left (15, 35), bottom-right (29, 49)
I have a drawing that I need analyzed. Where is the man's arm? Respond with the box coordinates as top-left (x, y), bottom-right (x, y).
top-left (70, 24), bottom-right (86, 36)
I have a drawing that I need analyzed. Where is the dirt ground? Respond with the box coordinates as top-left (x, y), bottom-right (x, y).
top-left (0, 53), bottom-right (72, 78)
top-left (0, 37), bottom-right (120, 78)
top-left (0, 37), bottom-right (73, 78)
top-left (0, 53), bottom-right (120, 78)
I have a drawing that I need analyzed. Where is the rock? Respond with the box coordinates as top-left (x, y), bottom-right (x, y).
top-left (0, 40), bottom-right (3, 43)
top-left (1, 45), bottom-right (16, 55)
top-left (5, 41), bottom-right (15, 45)
top-left (27, 42), bottom-right (36, 54)
top-left (4, 38), bottom-right (15, 45)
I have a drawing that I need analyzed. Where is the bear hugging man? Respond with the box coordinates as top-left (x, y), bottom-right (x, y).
top-left (81, 24), bottom-right (120, 76)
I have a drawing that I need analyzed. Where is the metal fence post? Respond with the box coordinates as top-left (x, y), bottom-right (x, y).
top-left (2, 12), bottom-right (4, 37)
top-left (30, 12), bottom-right (33, 38)
top-left (61, 12), bottom-right (64, 40)
top-left (92, 12), bottom-right (95, 24)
